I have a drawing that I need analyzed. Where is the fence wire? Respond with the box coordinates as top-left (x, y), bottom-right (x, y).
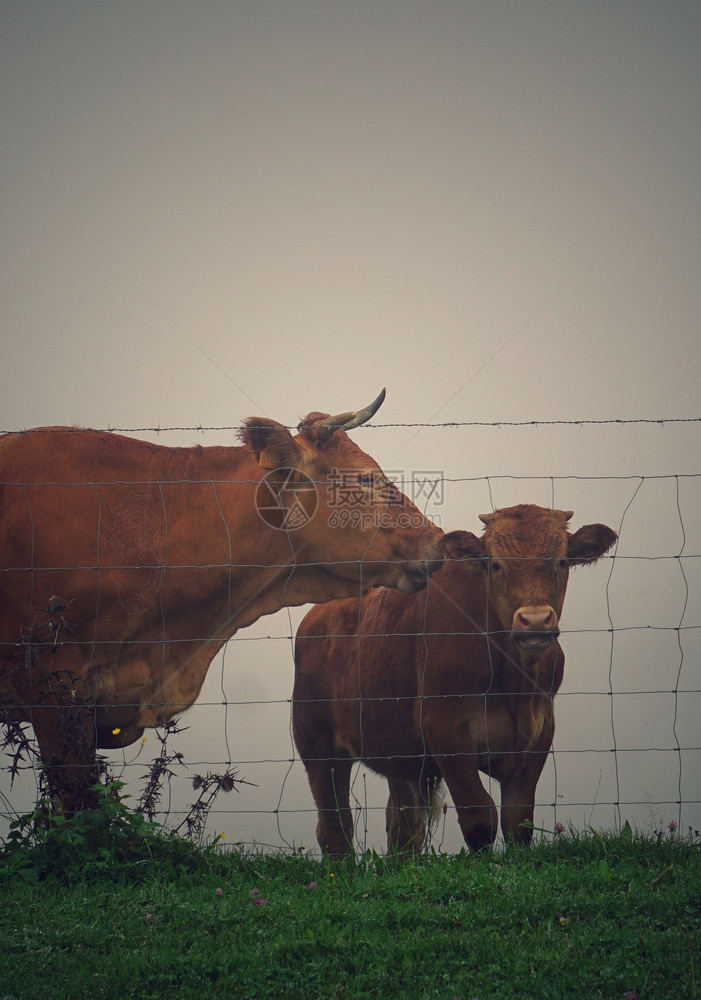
top-left (2, 417), bottom-right (700, 435)
top-left (1, 429), bottom-right (699, 852)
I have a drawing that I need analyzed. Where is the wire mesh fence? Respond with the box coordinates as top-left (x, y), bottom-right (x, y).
top-left (1, 420), bottom-right (699, 854)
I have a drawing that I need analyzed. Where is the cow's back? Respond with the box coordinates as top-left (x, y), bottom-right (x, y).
top-left (294, 586), bottom-right (426, 702)
top-left (0, 429), bottom-right (210, 706)
top-left (1, 429), bottom-right (158, 620)
top-left (294, 576), bottom-right (470, 771)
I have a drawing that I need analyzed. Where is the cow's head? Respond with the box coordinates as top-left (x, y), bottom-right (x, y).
top-left (441, 504), bottom-right (617, 655)
top-left (242, 389), bottom-right (444, 595)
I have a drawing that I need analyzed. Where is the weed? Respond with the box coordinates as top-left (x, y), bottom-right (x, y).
top-left (0, 780), bottom-right (208, 884)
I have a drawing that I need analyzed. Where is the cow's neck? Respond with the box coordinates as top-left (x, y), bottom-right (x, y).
top-left (178, 446), bottom-right (313, 629)
top-left (486, 631), bottom-right (562, 753)
top-left (494, 642), bottom-right (561, 697)
top-left (227, 561), bottom-right (373, 632)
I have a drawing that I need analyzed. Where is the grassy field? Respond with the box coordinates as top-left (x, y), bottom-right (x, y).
top-left (0, 799), bottom-right (698, 1000)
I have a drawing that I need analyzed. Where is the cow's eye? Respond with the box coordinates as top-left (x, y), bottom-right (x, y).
top-left (359, 473), bottom-right (376, 488)
top-left (558, 560), bottom-right (569, 570)
top-left (489, 560), bottom-right (503, 574)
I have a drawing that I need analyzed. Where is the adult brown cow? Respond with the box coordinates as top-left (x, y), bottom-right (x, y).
top-left (0, 389), bottom-right (444, 813)
top-left (293, 504), bottom-right (617, 856)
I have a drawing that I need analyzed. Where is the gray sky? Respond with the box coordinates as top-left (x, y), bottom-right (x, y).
top-left (2, 1), bottom-right (699, 851)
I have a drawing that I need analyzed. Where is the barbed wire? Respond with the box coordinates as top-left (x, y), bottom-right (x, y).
top-left (4, 474), bottom-right (701, 489)
top-left (2, 416), bottom-right (700, 435)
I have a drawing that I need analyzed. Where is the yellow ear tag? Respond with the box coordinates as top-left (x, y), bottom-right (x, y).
top-left (258, 448), bottom-right (280, 469)
top-left (112, 727), bottom-right (121, 735)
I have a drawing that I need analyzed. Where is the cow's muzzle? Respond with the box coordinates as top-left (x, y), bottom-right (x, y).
top-left (397, 558), bottom-right (443, 594)
top-left (511, 606), bottom-right (560, 650)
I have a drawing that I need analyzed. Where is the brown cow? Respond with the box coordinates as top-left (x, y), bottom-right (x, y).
top-left (293, 504), bottom-right (617, 856)
top-left (0, 390), bottom-right (444, 813)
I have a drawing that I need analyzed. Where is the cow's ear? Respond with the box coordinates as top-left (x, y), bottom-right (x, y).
top-left (440, 530), bottom-right (485, 561)
top-left (567, 523), bottom-right (618, 565)
top-left (241, 418), bottom-right (303, 470)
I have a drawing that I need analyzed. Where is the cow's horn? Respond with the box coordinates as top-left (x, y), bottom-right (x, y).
top-left (315, 388), bottom-right (387, 436)
top-left (564, 510), bottom-right (574, 521)
top-left (478, 513), bottom-right (493, 525)
top-left (338, 387), bottom-right (386, 430)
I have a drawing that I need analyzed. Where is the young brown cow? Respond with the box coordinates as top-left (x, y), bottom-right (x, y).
top-left (293, 504), bottom-right (617, 856)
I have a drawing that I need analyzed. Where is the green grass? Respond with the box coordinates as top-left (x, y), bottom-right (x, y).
top-left (0, 805), bottom-right (698, 999)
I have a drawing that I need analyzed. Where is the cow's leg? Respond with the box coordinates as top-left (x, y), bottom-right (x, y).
top-left (293, 695), bottom-right (356, 857)
top-left (385, 777), bottom-right (426, 855)
top-left (499, 744), bottom-right (552, 845)
top-left (301, 754), bottom-right (355, 859)
top-left (436, 757), bottom-right (499, 851)
top-left (30, 671), bottom-right (100, 814)
top-left (385, 775), bottom-right (436, 855)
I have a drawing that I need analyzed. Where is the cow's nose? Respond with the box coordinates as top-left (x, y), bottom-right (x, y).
top-left (511, 606), bottom-right (559, 652)
top-left (515, 608), bottom-right (556, 632)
